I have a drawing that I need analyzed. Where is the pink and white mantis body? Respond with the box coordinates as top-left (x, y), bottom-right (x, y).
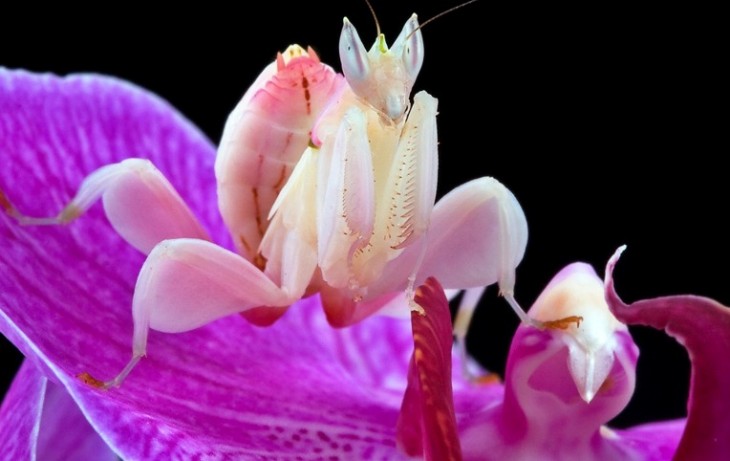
top-left (5, 14), bottom-right (531, 387)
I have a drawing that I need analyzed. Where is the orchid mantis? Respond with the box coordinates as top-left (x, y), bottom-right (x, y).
top-left (4, 13), bottom-right (532, 388)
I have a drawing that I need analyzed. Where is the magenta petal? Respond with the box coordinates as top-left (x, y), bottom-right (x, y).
top-left (61, 297), bottom-right (417, 459)
top-left (0, 69), bottom-right (421, 458)
top-left (397, 277), bottom-right (463, 461)
top-left (37, 369), bottom-right (118, 461)
top-left (606, 247), bottom-right (730, 461)
top-left (614, 419), bottom-right (685, 461)
top-left (0, 360), bottom-right (43, 459)
top-left (0, 67), bottom-right (220, 391)
top-left (0, 69), bottom-right (224, 239)
top-left (0, 360), bottom-right (116, 460)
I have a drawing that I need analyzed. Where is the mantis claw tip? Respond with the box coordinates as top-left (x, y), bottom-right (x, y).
top-left (77, 372), bottom-right (110, 390)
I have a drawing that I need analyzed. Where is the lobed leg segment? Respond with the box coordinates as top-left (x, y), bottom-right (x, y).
top-left (2, 158), bottom-right (209, 254)
top-left (85, 238), bottom-right (296, 388)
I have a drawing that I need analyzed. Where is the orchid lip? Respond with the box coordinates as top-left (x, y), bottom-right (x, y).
top-left (528, 262), bottom-right (625, 403)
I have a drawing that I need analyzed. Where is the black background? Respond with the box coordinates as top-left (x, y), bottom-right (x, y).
top-left (0, 1), bottom-right (724, 430)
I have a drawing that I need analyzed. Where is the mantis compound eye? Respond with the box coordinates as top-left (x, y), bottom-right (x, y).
top-left (339, 17), bottom-right (370, 86)
top-left (395, 14), bottom-right (424, 85)
top-left (338, 15), bottom-right (423, 121)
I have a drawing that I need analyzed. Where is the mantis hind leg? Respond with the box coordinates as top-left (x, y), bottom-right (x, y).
top-left (1, 158), bottom-right (209, 254)
top-left (80, 238), bottom-right (297, 388)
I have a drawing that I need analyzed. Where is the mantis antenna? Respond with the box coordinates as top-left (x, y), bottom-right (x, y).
top-left (363, 0), bottom-right (381, 37)
top-left (362, 0), bottom-right (479, 41)
top-left (407, 0), bottom-right (480, 40)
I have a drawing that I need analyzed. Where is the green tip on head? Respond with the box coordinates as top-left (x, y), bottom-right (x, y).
top-left (377, 34), bottom-right (388, 53)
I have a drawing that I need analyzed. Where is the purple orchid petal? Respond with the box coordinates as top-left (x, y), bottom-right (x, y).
top-left (37, 366), bottom-right (119, 461)
top-left (397, 277), bottom-right (463, 461)
top-left (0, 66), bottom-right (226, 380)
top-left (0, 68), bottom-right (439, 458)
top-left (0, 359), bottom-right (44, 459)
top-left (0, 360), bottom-right (116, 460)
top-left (61, 298), bottom-right (419, 459)
top-left (606, 246), bottom-right (730, 461)
top-left (614, 419), bottom-right (686, 461)
top-left (0, 68), bottom-right (227, 243)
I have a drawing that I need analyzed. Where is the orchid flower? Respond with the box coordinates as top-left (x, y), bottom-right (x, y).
top-left (390, 250), bottom-right (730, 460)
top-left (396, 267), bottom-right (689, 460)
top-left (0, 66), bottom-right (712, 458)
top-left (0, 16), bottom-right (722, 460)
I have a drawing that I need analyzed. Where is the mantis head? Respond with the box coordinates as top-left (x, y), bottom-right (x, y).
top-left (339, 14), bottom-right (424, 122)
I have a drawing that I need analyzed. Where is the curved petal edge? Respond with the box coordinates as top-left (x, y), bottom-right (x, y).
top-left (605, 246), bottom-right (730, 461)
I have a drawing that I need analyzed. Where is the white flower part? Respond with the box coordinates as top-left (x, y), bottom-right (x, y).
top-left (529, 263), bottom-right (626, 402)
